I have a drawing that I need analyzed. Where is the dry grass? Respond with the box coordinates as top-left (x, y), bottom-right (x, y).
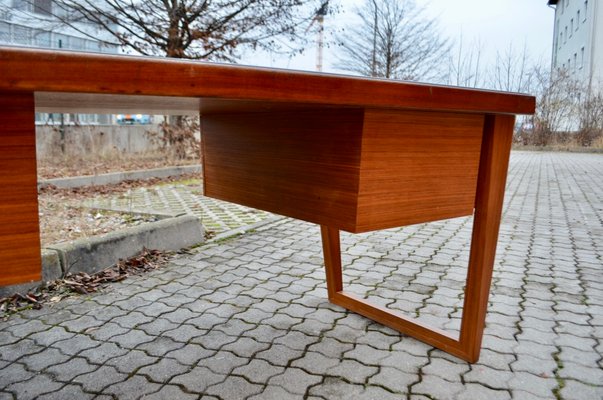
top-left (37, 150), bottom-right (199, 180)
top-left (513, 134), bottom-right (603, 153)
top-left (38, 190), bottom-right (158, 247)
top-left (37, 150), bottom-right (201, 246)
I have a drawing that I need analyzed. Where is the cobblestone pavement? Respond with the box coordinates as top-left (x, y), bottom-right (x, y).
top-left (1, 151), bottom-right (603, 400)
top-left (84, 180), bottom-right (274, 235)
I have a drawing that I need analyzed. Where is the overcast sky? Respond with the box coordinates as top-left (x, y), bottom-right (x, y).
top-left (242, 0), bottom-right (555, 78)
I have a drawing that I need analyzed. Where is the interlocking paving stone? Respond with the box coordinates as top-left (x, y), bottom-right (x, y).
top-left (326, 359), bottom-right (379, 384)
top-left (1, 152), bottom-right (603, 399)
top-left (77, 342), bottom-right (128, 365)
top-left (205, 375), bottom-right (264, 399)
top-left (307, 377), bottom-right (365, 399)
top-left (35, 384), bottom-right (94, 400)
top-left (45, 356), bottom-right (98, 382)
top-left (72, 364), bottom-right (127, 392)
top-left (455, 383), bottom-right (512, 400)
top-left (248, 385), bottom-right (304, 400)
top-left (99, 375), bottom-right (162, 400)
top-left (170, 365), bottom-right (225, 393)
top-left (143, 384), bottom-right (198, 400)
top-left (0, 339), bottom-right (44, 363)
top-left (507, 372), bottom-right (558, 398)
top-left (0, 363), bottom-right (31, 390)
top-left (19, 348), bottom-right (70, 372)
top-left (135, 336), bottom-right (184, 357)
top-left (560, 379), bottom-right (603, 400)
top-left (368, 366), bottom-right (415, 394)
top-left (268, 367), bottom-right (322, 395)
top-left (4, 374), bottom-right (63, 399)
top-left (291, 350), bottom-right (341, 375)
top-left (344, 343), bottom-right (391, 365)
top-left (136, 358), bottom-right (191, 383)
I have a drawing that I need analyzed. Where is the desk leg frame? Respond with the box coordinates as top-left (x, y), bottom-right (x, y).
top-left (321, 114), bottom-right (515, 363)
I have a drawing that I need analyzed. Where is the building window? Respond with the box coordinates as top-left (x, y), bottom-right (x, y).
top-left (70, 37), bottom-right (85, 50)
top-left (577, 11), bottom-right (580, 28)
top-left (581, 46), bottom-right (585, 68)
top-left (33, 30), bottom-right (51, 48)
top-left (12, 1), bottom-right (32, 12)
top-left (55, 34), bottom-right (69, 49)
top-left (12, 25), bottom-right (31, 45)
top-left (564, 26), bottom-right (568, 43)
top-left (33, 0), bottom-right (52, 16)
top-left (570, 19), bottom-right (574, 36)
top-left (584, 0), bottom-right (588, 19)
top-left (0, 21), bottom-right (9, 43)
top-left (574, 53), bottom-right (577, 70)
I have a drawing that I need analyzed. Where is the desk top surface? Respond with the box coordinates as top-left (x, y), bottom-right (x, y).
top-left (0, 46), bottom-right (535, 115)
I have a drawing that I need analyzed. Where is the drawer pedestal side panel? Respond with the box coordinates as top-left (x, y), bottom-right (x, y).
top-left (356, 109), bottom-right (484, 232)
top-left (202, 109), bottom-right (364, 232)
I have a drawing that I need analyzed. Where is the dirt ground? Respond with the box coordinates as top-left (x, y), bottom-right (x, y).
top-left (37, 152), bottom-right (200, 246)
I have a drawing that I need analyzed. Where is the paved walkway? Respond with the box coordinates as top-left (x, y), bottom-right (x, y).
top-left (84, 180), bottom-right (274, 236)
top-left (1, 151), bottom-right (602, 399)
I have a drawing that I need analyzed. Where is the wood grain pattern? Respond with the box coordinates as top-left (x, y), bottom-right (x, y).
top-left (320, 224), bottom-right (468, 359)
top-left (0, 47), bottom-right (535, 115)
top-left (0, 47), bottom-right (533, 361)
top-left (202, 109), bottom-right (364, 231)
top-left (356, 109), bottom-right (483, 232)
top-left (317, 114), bottom-right (518, 362)
top-left (321, 226), bottom-right (343, 299)
top-left (0, 91), bottom-right (41, 286)
top-left (459, 114), bottom-right (515, 362)
top-left (203, 108), bottom-right (485, 233)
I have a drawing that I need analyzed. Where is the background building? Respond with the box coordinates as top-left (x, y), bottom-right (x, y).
top-left (549, 0), bottom-right (603, 88)
top-left (0, 0), bottom-right (120, 124)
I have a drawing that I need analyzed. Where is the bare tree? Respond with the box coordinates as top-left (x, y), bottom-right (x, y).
top-left (447, 33), bottom-right (484, 88)
top-left (51, 0), bottom-right (321, 61)
top-left (335, 0), bottom-right (450, 81)
top-left (489, 43), bottom-right (533, 93)
top-left (528, 65), bottom-right (580, 145)
top-left (577, 82), bottom-right (603, 146)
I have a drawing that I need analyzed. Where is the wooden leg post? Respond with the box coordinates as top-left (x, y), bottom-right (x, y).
top-left (458, 114), bottom-right (515, 362)
top-left (320, 226), bottom-right (343, 300)
top-left (319, 114), bottom-right (515, 363)
top-left (0, 91), bottom-right (42, 286)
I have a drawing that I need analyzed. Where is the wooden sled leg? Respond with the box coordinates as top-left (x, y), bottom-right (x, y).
top-left (319, 116), bottom-right (515, 363)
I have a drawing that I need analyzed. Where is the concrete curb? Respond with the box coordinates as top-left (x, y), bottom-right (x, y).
top-left (39, 165), bottom-right (202, 189)
top-left (48, 215), bottom-right (204, 275)
top-left (0, 215), bottom-right (204, 297)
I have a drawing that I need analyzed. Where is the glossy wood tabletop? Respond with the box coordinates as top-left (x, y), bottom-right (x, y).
top-left (0, 46), bottom-right (534, 115)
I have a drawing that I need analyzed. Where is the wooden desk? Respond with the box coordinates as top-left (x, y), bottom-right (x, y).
top-left (0, 47), bottom-right (535, 362)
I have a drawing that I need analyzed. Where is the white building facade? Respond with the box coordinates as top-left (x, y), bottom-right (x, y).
top-left (0, 0), bottom-right (119, 124)
top-left (549, 0), bottom-right (603, 88)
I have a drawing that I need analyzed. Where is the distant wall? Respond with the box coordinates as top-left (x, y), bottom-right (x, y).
top-left (36, 125), bottom-right (162, 158)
